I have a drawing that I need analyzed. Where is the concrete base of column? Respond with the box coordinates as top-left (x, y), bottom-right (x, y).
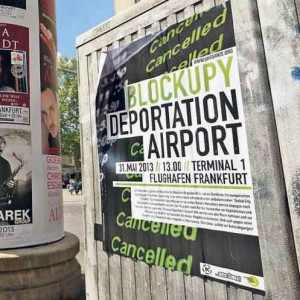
top-left (0, 232), bottom-right (83, 300)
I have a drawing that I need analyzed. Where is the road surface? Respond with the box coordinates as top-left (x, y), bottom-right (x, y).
top-left (63, 189), bottom-right (86, 299)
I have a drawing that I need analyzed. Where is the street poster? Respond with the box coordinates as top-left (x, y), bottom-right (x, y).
top-left (96, 1), bottom-right (265, 291)
top-left (40, 0), bottom-right (60, 156)
top-left (0, 23), bottom-right (29, 124)
top-left (0, 0), bottom-right (63, 248)
top-left (0, 128), bottom-right (32, 228)
top-left (39, 0), bottom-right (63, 236)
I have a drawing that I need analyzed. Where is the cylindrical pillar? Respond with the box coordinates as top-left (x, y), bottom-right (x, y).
top-left (0, 232), bottom-right (83, 300)
top-left (0, 1), bottom-right (64, 248)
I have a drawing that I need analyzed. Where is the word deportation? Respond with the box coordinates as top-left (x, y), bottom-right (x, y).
top-left (108, 90), bottom-right (241, 159)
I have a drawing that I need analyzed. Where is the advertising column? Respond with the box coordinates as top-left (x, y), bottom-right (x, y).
top-left (0, 0), bottom-right (64, 248)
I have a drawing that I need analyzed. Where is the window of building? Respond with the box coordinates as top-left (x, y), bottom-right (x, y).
top-left (194, 1), bottom-right (204, 14)
top-left (176, 10), bottom-right (185, 22)
top-left (97, 49), bottom-right (103, 72)
top-left (131, 31), bottom-right (138, 41)
top-left (119, 38), bottom-right (126, 48)
top-left (159, 18), bottom-right (168, 31)
top-left (145, 25), bottom-right (152, 35)
top-left (107, 43), bottom-right (113, 51)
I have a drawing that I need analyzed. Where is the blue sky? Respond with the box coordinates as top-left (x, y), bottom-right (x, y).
top-left (56, 0), bottom-right (114, 57)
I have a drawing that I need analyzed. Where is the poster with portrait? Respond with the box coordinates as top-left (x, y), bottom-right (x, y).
top-left (39, 0), bottom-right (55, 22)
top-left (0, 23), bottom-right (29, 124)
top-left (0, 128), bottom-right (32, 230)
top-left (39, 0), bottom-right (59, 156)
top-left (39, 0), bottom-right (62, 229)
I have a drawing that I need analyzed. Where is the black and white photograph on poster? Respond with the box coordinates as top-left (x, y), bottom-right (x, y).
top-left (0, 49), bottom-right (28, 93)
top-left (0, 23), bottom-right (30, 124)
top-left (0, 128), bottom-right (32, 226)
top-left (0, 0), bottom-right (26, 9)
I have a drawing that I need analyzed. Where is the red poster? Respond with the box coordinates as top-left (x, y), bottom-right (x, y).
top-left (39, 0), bottom-right (60, 156)
top-left (39, 0), bottom-right (55, 22)
top-left (0, 23), bottom-right (29, 124)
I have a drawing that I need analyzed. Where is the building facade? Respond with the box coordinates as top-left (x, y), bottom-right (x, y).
top-left (114, 0), bottom-right (141, 14)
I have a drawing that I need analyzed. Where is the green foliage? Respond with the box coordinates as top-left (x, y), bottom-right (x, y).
top-left (57, 56), bottom-right (80, 161)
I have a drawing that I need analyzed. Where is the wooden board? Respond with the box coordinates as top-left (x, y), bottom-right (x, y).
top-left (78, 51), bottom-right (99, 300)
top-left (77, 0), bottom-right (300, 299)
top-left (257, 0), bottom-right (300, 272)
top-left (231, 0), bottom-right (300, 298)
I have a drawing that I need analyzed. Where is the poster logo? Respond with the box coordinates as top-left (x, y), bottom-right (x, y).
top-left (200, 263), bottom-right (264, 291)
top-left (201, 264), bottom-right (212, 275)
top-left (246, 276), bottom-right (260, 288)
top-left (11, 51), bottom-right (24, 65)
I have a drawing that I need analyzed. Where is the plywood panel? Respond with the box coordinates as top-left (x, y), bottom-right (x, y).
top-left (78, 52), bottom-right (99, 300)
top-left (94, 49), bottom-right (112, 300)
top-left (77, 0), bottom-right (300, 299)
top-left (166, 270), bottom-right (185, 300)
top-left (257, 0), bottom-right (300, 274)
top-left (121, 258), bottom-right (136, 300)
top-left (150, 266), bottom-right (168, 300)
top-left (108, 254), bottom-right (123, 300)
top-left (184, 276), bottom-right (206, 300)
top-left (135, 262), bottom-right (151, 300)
top-left (232, 0), bottom-right (300, 299)
top-left (205, 280), bottom-right (228, 300)
top-left (227, 286), bottom-right (252, 300)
